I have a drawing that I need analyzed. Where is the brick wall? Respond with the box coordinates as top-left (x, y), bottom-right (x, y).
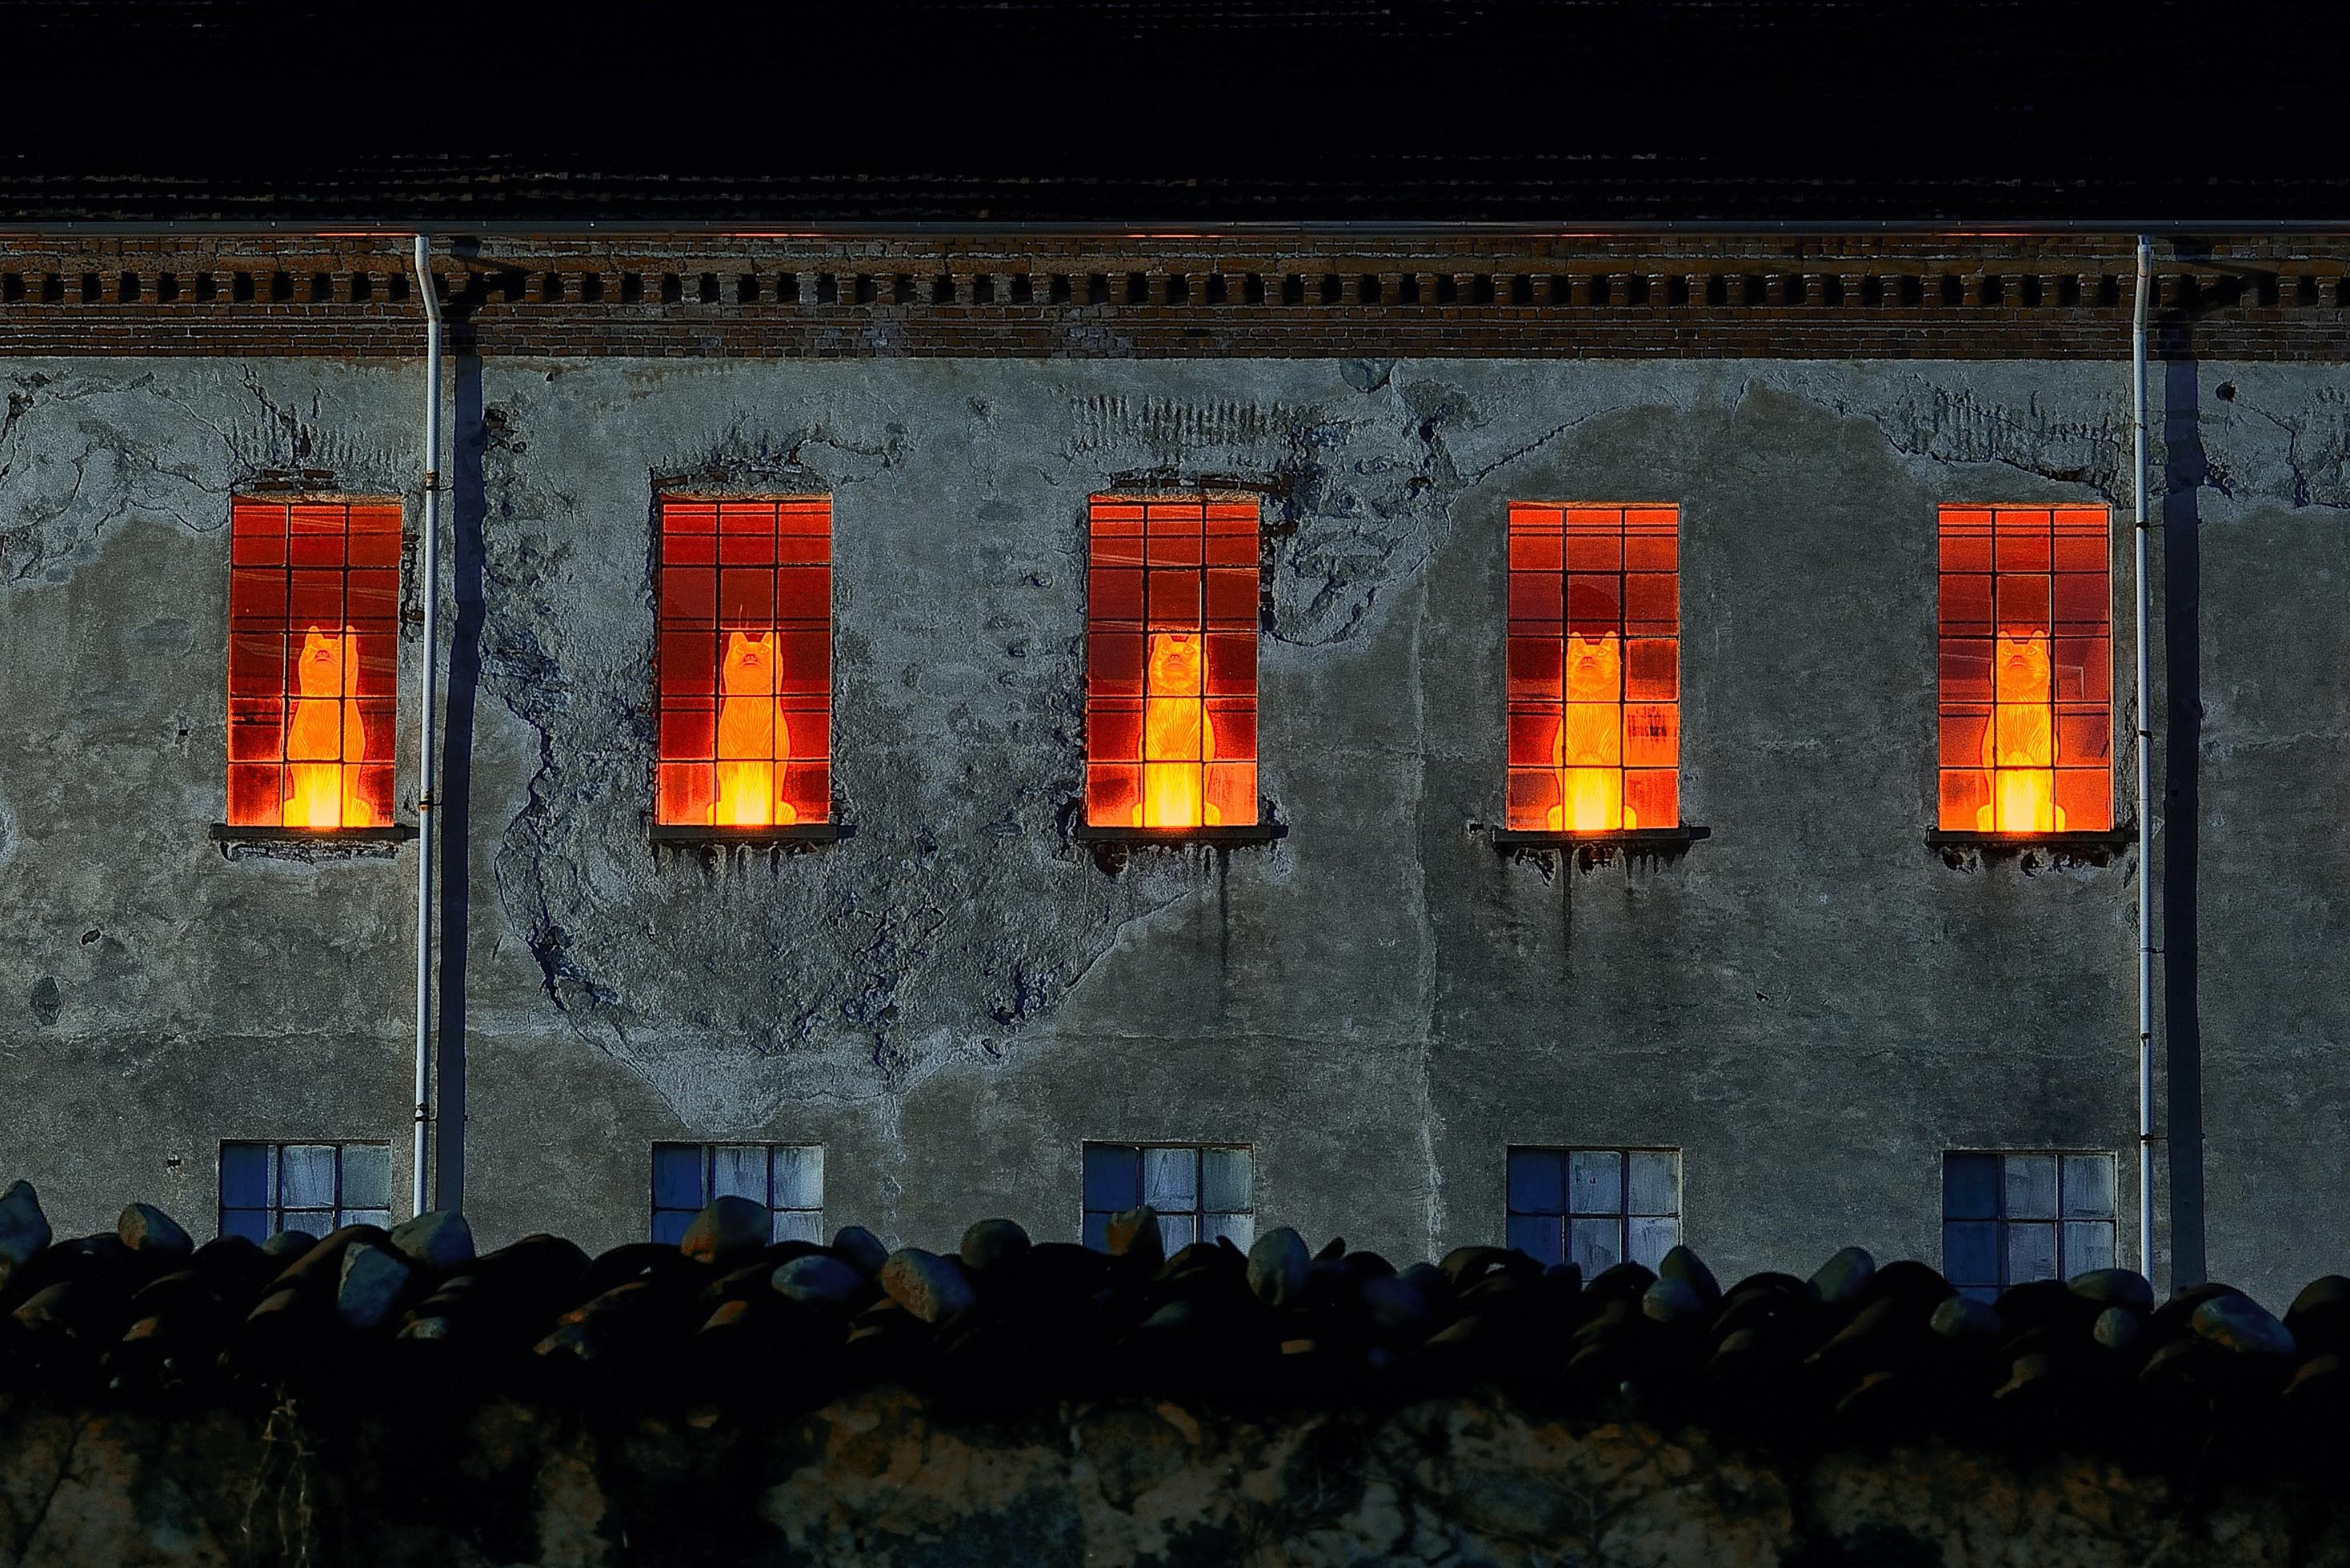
top-left (1, 233), bottom-right (2345, 359)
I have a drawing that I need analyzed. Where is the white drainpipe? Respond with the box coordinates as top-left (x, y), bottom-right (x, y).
top-left (410, 234), bottom-right (444, 1218)
top-left (2132, 234), bottom-right (2154, 1281)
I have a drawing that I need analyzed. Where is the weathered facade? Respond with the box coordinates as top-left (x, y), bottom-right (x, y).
top-left (2, 230), bottom-right (2344, 1307)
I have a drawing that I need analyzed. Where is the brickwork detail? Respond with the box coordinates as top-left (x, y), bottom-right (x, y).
top-left (1, 234), bottom-right (2345, 358)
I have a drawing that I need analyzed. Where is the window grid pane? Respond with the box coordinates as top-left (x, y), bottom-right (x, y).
top-left (217, 1141), bottom-right (390, 1240)
top-left (225, 496), bottom-right (401, 830)
top-left (655, 495), bottom-right (832, 826)
top-left (1942, 1150), bottom-right (2118, 1289)
top-left (1085, 495), bottom-right (1260, 828)
top-left (1505, 502), bottom-right (1680, 830)
top-left (1083, 1142), bottom-right (1253, 1249)
top-left (1936, 504), bottom-right (2111, 831)
top-left (647, 1142), bottom-right (823, 1242)
top-left (1507, 1146), bottom-right (1681, 1273)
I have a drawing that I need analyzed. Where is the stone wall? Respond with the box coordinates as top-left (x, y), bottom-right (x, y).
top-left (6, 1389), bottom-right (2344, 1568)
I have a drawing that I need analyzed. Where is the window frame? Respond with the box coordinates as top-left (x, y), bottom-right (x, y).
top-left (1940, 1148), bottom-right (2119, 1301)
top-left (214, 493), bottom-right (410, 842)
top-left (1075, 493), bottom-right (1279, 844)
top-left (1932, 502), bottom-right (2117, 842)
top-left (1079, 1141), bottom-right (1255, 1254)
top-left (218, 1139), bottom-right (394, 1241)
top-left (647, 492), bottom-right (847, 846)
top-left (649, 1141), bottom-right (827, 1245)
top-left (1503, 1145), bottom-right (1682, 1274)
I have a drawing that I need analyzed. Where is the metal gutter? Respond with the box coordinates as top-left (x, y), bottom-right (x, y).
top-left (2131, 234), bottom-right (2155, 1282)
top-left (409, 233), bottom-right (443, 1219)
top-left (0, 219), bottom-right (2348, 239)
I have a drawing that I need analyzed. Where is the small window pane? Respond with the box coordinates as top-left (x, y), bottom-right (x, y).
top-left (2005, 1221), bottom-right (2059, 1284)
top-left (1156, 1212), bottom-right (1198, 1254)
top-left (282, 1208), bottom-right (335, 1234)
top-left (1507, 1148), bottom-right (1566, 1215)
top-left (219, 1143), bottom-right (271, 1209)
top-left (2064, 1220), bottom-right (2116, 1275)
top-left (1567, 1217), bottom-right (1623, 1276)
top-left (1942, 1153), bottom-right (2000, 1220)
top-left (1142, 1146), bottom-right (1199, 1211)
top-left (1200, 1211), bottom-right (1255, 1250)
top-left (1507, 1214), bottom-right (1564, 1264)
top-left (652, 1210), bottom-right (694, 1246)
top-left (1567, 1151), bottom-right (1623, 1215)
top-left (711, 1145), bottom-right (767, 1203)
top-left (342, 1207), bottom-right (393, 1231)
top-left (1081, 1211), bottom-right (1111, 1250)
top-left (2004, 1154), bottom-right (2060, 1221)
top-left (1943, 1219), bottom-right (2000, 1287)
top-left (773, 1209), bottom-right (825, 1246)
top-left (2061, 1154), bottom-right (2115, 1220)
top-left (1201, 1147), bottom-right (1252, 1214)
top-left (1083, 1145), bottom-right (1140, 1212)
top-left (221, 1208), bottom-right (270, 1244)
top-left (772, 1145), bottom-right (823, 1212)
top-left (339, 1144), bottom-right (391, 1210)
top-left (651, 1143), bottom-right (706, 1210)
top-left (1626, 1151), bottom-right (1678, 1216)
top-left (1626, 1215), bottom-right (1679, 1270)
top-left (279, 1145), bottom-right (338, 1210)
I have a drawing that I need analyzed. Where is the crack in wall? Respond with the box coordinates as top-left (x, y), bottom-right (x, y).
top-left (1825, 377), bottom-right (2129, 502)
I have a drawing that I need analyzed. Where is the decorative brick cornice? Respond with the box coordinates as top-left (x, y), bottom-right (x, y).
top-left (2, 234), bottom-right (2345, 359)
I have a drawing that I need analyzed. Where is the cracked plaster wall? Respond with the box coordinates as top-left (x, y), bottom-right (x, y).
top-left (0, 354), bottom-right (2340, 1306)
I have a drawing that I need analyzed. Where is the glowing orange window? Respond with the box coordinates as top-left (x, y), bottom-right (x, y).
top-left (1505, 503), bottom-right (1679, 831)
top-left (1086, 494), bottom-right (1259, 829)
top-left (226, 497), bottom-right (400, 829)
top-left (1937, 506), bottom-right (2111, 833)
top-left (656, 497), bottom-right (831, 827)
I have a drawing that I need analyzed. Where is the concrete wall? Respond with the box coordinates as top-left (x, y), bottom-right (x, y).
top-left (0, 354), bottom-right (2336, 1305)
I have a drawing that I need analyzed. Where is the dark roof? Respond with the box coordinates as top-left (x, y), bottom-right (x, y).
top-left (6, 1), bottom-right (2347, 227)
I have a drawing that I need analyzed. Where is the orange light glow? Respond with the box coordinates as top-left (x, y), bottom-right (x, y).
top-left (1507, 504), bottom-right (1679, 831)
top-left (656, 498), bottom-right (831, 826)
top-left (1937, 506), bottom-right (2110, 833)
top-left (226, 498), bottom-right (399, 829)
top-left (1087, 496), bottom-right (1259, 828)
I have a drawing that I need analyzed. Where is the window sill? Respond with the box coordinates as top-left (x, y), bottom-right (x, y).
top-left (1927, 828), bottom-right (2136, 865)
top-left (1491, 826), bottom-right (1711, 850)
top-left (1069, 824), bottom-right (1287, 846)
top-left (648, 823), bottom-right (855, 846)
top-left (208, 825), bottom-right (418, 845)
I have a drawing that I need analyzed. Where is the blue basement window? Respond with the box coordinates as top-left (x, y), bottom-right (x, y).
top-left (1505, 1146), bottom-right (1680, 1274)
top-left (218, 1141), bottom-right (392, 1241)
top-left (1082, 1142), bottom-right (1254, 1254)
top-left (651, 1142), bottom-right (824, 1245)
top-left (1942, 1150), bottom-right (2116, 1302)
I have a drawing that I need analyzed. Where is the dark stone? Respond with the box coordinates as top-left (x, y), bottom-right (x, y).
top-left (2069, 1268), bottom-right (2154, 1314)
top-left (1102, 1207), bottom-right (1163, 1270)
top-left (1642, 1276), bottom-right (1709, 1326)
top-left (1359, 1274), bottom-right (1431, 1339)
top-left (880, 1248), bottom-right (976, 1325)
top-left (388, 1210), bottom-right (475, 1271)
top-left (0, 1181), bottom-right (50, 1271)
top-left (959, 1218), bottom-right (1031, 1273)
top-left (2284, 1352), bottom-right (2346, 1405)
top-left (260, 1230), bottom-right (315, 1261)
top-left (1247, 1228), bottom-right (1310, 1309)
top-left (1585, 1262), bottom-right (1658, 1306)
top-left (1437, 1246), bottom-right (1520, 1289)
top-left (679, 1198), bottom-right (771, 1267)
top-left (2191, 1293), bottom-right (2296, 1358)
top-left (773, 1254), bottom-right (868, 1309)
top-left (1656, 1246), bottom-right (1721, 1306)
top-left (114, 1203), bottom-right (191, 1261)
top-left (337, 1243), bottom-right (412, 1330)
top-left (1928, 1297), bottom-right (2001, 1340)
top-left (831, 1226), bottom-right (888, 1276)
top-left (2092, 1306), bottom-right (2142, 1351)
top-left (1808, 1246), bottom-right (1874, 1306)
top-left (2285, 1275), bottom-right (2350, 1356)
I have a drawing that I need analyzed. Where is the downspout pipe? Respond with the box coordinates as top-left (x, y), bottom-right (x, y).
top-left (410, 234), bottom-right (444, 1218)
top-left (2132, 234), bottom-right (2154, 1280)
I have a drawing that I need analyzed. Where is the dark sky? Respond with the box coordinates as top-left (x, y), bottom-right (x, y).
top-left (4, 1), bottom-right (2340, 224)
